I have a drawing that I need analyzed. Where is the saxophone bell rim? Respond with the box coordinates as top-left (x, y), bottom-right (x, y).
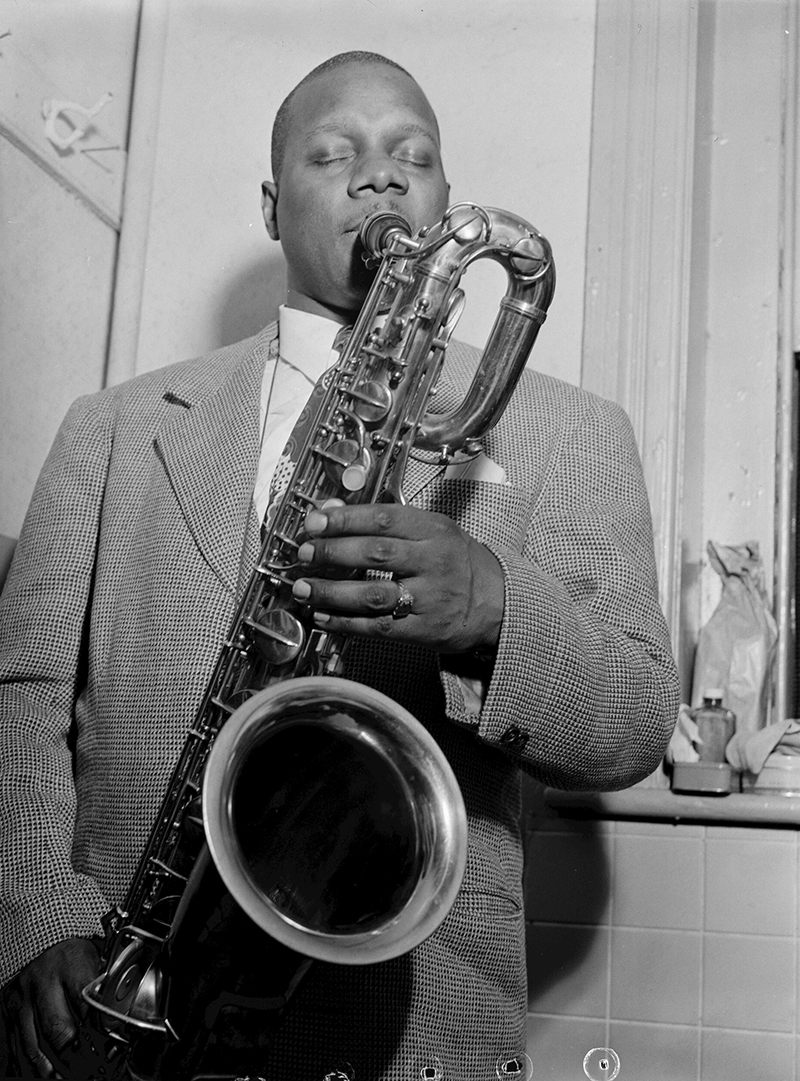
top-left (202, 676), bottom-right (467, 966)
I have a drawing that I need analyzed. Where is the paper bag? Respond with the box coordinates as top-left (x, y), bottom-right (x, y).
top-left (691, 540), bottom-right (777, 737)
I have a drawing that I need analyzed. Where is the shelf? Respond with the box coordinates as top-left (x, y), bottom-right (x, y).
top-left (543, 788), bottom-right (800, 827)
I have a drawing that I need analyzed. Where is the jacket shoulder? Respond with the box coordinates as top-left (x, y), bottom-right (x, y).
top-left (446, 337), bottom-right (631, 427)
top-left (71, 325), bottom-right (277, 419)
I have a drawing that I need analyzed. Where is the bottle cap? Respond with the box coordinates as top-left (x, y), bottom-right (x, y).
top-left (704, 687), bottom-right (724, 701)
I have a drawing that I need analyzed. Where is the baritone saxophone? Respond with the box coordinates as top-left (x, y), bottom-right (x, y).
top-left (75, 203), bottom-right (555, 1081)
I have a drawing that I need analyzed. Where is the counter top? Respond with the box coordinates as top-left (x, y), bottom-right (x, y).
top-left (543, 787), bottom-right (800, 827)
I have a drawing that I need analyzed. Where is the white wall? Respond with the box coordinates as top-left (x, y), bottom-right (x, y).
top-left (695, 0), bottom-right (785, 627)
top-left (0, 0), bottom-right (595, 539)
top-left (128, 0), bottom-right (596, 385)
top-left (0, 0), bottom-right (139, 538)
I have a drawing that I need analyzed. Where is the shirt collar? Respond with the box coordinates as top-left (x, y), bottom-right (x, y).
top-left (278, 303), bottom-right (344, 384)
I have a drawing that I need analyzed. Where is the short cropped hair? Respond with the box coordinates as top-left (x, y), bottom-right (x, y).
top-left (270, 51), bottom-right (429, 179)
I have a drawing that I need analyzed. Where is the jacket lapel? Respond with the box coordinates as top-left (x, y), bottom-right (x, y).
top-left (154, 329), bottom-right (276, 595)
top-left (154, 329), bottom-right (470, 587)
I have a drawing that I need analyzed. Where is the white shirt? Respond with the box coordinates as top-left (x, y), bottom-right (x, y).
top-left (253, 304), bottom-right (344, 523)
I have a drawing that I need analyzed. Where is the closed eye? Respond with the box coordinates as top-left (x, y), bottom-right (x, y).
top-left (313, 154), bottom-right (353, 166)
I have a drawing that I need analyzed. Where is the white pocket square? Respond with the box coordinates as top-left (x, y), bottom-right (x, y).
top-left (443, 452), bottom-right (508, 485)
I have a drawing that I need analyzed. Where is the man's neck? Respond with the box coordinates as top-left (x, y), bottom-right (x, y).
top-left (284, 288), bottom-right (357, 326)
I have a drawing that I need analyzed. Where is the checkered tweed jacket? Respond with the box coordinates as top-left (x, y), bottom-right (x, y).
top-left (0, 323), bottom-right (678, 1079)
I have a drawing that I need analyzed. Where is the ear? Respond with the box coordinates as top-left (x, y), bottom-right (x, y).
top-left (261, 180), bottom-right (280, 240)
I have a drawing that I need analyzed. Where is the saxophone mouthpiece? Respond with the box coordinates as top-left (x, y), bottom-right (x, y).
top-left (359, 211), bottom-right (413, 264)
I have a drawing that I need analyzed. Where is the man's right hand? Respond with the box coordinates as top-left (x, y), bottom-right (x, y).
top-left (2, 937), bottom-right (100, 1079)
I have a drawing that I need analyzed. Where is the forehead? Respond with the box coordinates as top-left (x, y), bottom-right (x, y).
top-left (287, 63), bottom-right (440, 147)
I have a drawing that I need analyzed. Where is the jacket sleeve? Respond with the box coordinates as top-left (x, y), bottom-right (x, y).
top-left (0, 395), bottom-right (113, 985)
top-left (440, 395), bottom-right (680, 791)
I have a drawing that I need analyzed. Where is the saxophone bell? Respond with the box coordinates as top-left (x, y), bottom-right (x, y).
top-left (203, 677), bottom-right (467, 964)
top-left (80, 678), bottom-right (467, 1081)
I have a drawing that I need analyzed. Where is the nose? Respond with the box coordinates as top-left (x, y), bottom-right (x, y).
top-left (348, 150), bottom-right (409, 198)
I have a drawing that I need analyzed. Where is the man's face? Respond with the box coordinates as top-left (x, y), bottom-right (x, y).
top-left (263, 63), bottom-right (450, 321)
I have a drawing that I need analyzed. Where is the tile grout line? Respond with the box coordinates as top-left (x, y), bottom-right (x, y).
top-left (794, 830), bottom-right (798, 1081)
top-left (697, 823), bottom-right (707, 1081)
top-left (606, 824), bottom-right (615, 1050)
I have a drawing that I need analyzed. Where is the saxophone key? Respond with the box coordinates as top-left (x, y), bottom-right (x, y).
top-left (271, 530), bottom-right (300, 550)
top-left (359, 342), bottom-right (388, 359)
top-left (222, 629), bottom-right (250, 655)
top-left (344, 379), bottom-right (392, 423)
top-left (388, 269), bottom-right (414, 286)
top-left (290, 488), bottom-right (318, 507)
top-left (147, 858), bottom-right (188, 884)
top-left (316, 438), bottom-right (373, 491)
top-left (243, 608), bottom-right (305, 666)
top-left (341, 460), bottom-right (369, 492)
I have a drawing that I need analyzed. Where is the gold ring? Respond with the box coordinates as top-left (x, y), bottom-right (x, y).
top-left (391, 580), bottom-right (414, 620)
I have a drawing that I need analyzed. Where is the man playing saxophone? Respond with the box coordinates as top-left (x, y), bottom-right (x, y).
top-left (0, 51), bottom-right (679, 1080)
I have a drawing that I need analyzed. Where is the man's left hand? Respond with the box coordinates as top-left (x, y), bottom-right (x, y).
top-left (291, 503), bottom-right (504, 654)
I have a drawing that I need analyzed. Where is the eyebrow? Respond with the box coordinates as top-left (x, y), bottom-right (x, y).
top-left (302, 120), bottom-right (439, 145)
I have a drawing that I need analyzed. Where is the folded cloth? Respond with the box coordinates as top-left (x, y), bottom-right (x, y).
top-left (725, 718), bottom-right (800, 773)
top-left (444, 451), bottom-right (508, 484)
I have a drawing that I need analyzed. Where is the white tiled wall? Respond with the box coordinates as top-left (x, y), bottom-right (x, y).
top-left (522, 779), bottom-right (800, 1081)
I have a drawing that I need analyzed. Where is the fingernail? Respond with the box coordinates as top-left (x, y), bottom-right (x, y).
top-left (292, 579), bottom-right (311, 601)
top-left (313, 611), bottom-right (330, 625)
top-left (305, 510), bottom-right (328, 534)
top-left (297, 542), bottom-right (314, 563)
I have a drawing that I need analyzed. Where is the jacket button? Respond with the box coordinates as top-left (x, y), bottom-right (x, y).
top-left (499, 725), bottom-right (529, 751)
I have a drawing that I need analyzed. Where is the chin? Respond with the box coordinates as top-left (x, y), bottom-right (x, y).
top-left (347, 250), bottom-right (377, 302)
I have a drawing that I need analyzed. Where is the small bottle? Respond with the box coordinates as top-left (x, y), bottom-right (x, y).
top-left (694, 689), bottom-right (736, 762)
